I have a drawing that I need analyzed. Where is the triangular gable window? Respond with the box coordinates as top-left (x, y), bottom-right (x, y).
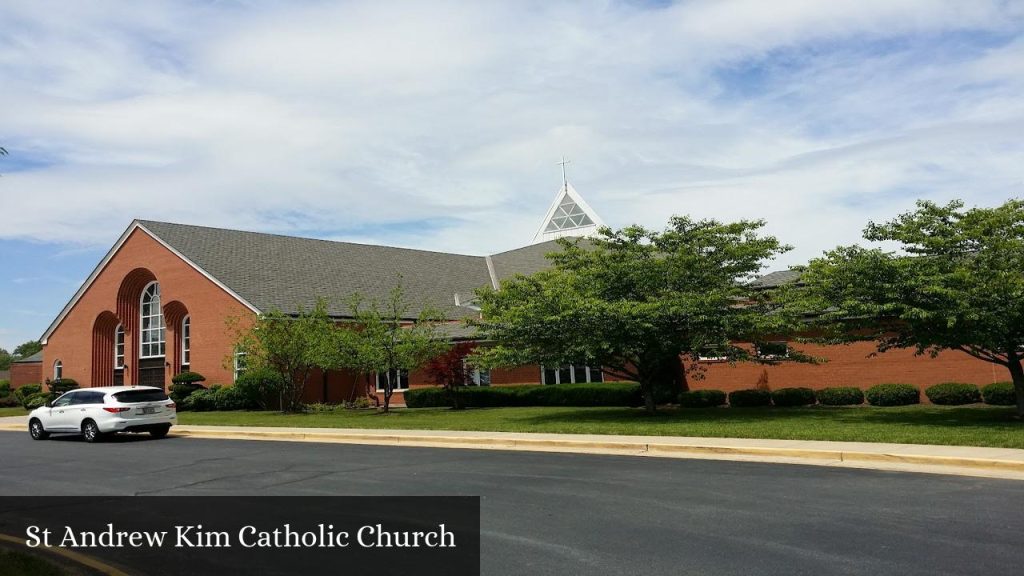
top-left (544, 193), bottom-right (593, 232)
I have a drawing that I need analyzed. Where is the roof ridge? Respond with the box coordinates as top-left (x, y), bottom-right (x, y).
top-left (137, 219), bottom-right (491, 260)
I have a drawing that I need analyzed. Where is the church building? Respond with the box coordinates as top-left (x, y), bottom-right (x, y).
top-left (25, 177), bottom-right (1002, 403)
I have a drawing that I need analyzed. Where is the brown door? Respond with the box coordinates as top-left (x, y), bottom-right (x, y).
top-left (137, 358), bottom-right (165, 389)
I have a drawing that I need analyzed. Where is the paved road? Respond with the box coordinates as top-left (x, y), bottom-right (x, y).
top-left (1, 431), bottom-right (1023, 575)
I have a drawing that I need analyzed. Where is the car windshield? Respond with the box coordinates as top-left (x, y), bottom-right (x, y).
top-left (112, 389), bottom-right (169, 403)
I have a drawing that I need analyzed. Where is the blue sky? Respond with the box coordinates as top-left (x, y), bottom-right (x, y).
top-left (1, 0), bottom-right (1023, 350)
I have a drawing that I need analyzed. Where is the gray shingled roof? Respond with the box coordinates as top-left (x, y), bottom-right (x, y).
top-left (13, 351), bottom-right (43, 363)
top-left (489, 240), bottom-right (566, 281)
top-left (139, 220), bottom-right (559, 320)
top-left (749, 269), bottom-right (803, 288)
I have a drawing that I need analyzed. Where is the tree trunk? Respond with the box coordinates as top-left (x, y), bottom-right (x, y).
top-left (382, 373), bottom-right (393, 413)
top-left (449, 385), bottom-right (463, 410)
top-left (640, 379), bottom-right (657, 414)
top-left (1008, 357), bottom-right (1024, 419)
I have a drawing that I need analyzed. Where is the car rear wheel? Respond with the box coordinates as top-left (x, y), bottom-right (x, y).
top-left (29, 419), bottom-right (49, 440)
top-left (150, 425), bottom-right (171, 439)
top-left (82, 420), bottom-right (103, 443)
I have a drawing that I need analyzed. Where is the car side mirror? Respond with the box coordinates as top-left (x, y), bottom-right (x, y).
top-left (44, 401), bottom-right (53, 408)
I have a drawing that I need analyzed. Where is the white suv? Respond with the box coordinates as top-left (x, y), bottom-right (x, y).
top-left (28, 386), bottom-right (177, 443)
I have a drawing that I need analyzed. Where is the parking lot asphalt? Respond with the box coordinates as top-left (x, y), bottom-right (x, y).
top-left (1, 431), bottom-right (1023, 575)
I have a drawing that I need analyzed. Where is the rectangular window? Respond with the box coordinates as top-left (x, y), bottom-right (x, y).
top-left (698, 346), bottom-right (728, 362)
top-left (233, 351), bottom-right (247, 382)
top-left (375, 369), bottom-right (410, 391)
top-left (462, 359), bottom-right (491, 386)
top-left (756, 341), bottom-right (789, 359)
top-left (541, 364), bottom-right (604, 384)
top-left (115, 327), bottom-right (125, 369)
top-left (182, 319), bottom-right (191, 366)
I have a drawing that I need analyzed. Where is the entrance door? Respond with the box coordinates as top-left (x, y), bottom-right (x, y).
top-left (137, 358), bottom-right (165, 389)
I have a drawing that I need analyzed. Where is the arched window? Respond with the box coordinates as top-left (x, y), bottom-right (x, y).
top-left (140, 282), bottom-right (166, 358)
top-left (53, 360), bottom-right (63, 381)
top-left (115, 324), bottom-right (125, 369)
top-left (182, 316), bottom-right (191, 367)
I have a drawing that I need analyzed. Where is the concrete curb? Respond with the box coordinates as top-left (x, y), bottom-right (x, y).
top-left (4, 422), bottom-right (1023, 479)
top-left (167, 427), bottom-right (1024, 478)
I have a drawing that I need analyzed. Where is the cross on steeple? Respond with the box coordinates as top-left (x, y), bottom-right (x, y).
top-left (557, 156), bottom-right (571, 190)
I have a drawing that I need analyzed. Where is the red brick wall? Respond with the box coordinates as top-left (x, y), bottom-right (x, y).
top-left (696, 341), bottom-right (1005, 393)
top-left (10, 362), bottom-right (43, 388)
top-left (43, 228), bottom-right (256, 389)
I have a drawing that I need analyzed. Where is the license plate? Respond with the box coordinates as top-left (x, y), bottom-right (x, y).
top-left (137, 406), bottom-right (157, 415)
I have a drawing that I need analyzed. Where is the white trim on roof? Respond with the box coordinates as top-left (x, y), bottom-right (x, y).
top-left (531, 181), bottom-right (605, 244)
top-left (40, 221), bottom-right (261, 344)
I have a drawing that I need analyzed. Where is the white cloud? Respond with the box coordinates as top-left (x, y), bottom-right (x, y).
top-left (0, 0), bottom-right (1021, 267)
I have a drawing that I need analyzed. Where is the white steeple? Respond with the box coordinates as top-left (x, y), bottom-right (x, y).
top-left (531, 158), bottom-right (605, 244)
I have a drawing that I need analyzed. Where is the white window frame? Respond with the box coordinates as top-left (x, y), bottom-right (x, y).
top-left (139, 281), bottom-right (166, 358)
top-left (181, 316), bottom-right (191, 367)
top-left (233, 351), bottom-right (247, 382)
top-left (756, 341), bottom-right (789, 360)
top-left (114, 324), bottom-right (125, 369)
top-left (53, 360), bottom-right (63, 381)
top-left (375, 369), bottom-right (410, 392)
top-left (462, 359), bottom-right (491, 386)
top-left (541, 364), bottom-right (603, 385)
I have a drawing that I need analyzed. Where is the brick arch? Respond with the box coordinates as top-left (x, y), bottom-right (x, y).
top-left (163, 300), bottom-right (190, 376)
top-left (116, 268), bottom-right (158, 386)
top-left (91, 311), bottom-right (121, 387)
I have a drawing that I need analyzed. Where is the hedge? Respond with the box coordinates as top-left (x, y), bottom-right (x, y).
top-left (48, 379), bottom-right (79, 396)
top-left (405, 383), bottom-right (642, 408)
top-left (771, 387), bottom-right (816, 407)
top-left (865, 383), bottom-right (919, 406)
top-left (172, 371), bottom-right (207, 385)
top-left (14, 384), bottom-right (42, 409)
top-left (170, 382), bottom-right (206, 406)
top-left (728, 388), bottom-right (772, 407)
top-left (678, 389), bottom-right (726, 408)
top-left (181, 384), bottom-right (259, 412)
top-left (816, 387), bottom-right (864, 406)
top-left (0, 380), bottom-right (10, 399)
top-left (981, 382), bottom-right (1016, 406)
top-left (925, 382), bottom-right (981, 406)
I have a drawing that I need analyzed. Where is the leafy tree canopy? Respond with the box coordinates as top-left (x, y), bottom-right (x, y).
top-left (472, 216), bottom-right (796, 412)
top-left (13, 340), bottom-right (42, 359)
top-left (791, 199), bottom-right (1024, 416)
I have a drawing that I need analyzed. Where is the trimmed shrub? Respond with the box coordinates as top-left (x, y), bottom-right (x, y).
top-left (405, 383), bottom-right (642, 408)
top-left (865, 383), bottom-right (919, 406)
top-left (925, 382), bottom-right (981, 406)
top-left (771, 387), bottom-right (816, 407)
top-left (170, 383), bottom-right (206, 406)
top-left (728, 388), bottom-right (772, 407)
top-left (517, 382), bottom-right (642, 407)
top-left (181, 388), bottom-right (217, 412)
top-left (48, 379), bottom-right (79, 396)
top-left (0, 394), bottom-right (19, 408)
top-left (171, 371), bottom-right (207, 385)
top-left (14, 384), bottom-right (42, 409)
top-left (0, 380), bottom-right (10, 398)
top-left (981, 382), bottom-right (1016, 406)
top-left (25, 393), bottom-right (48, 410)
top-left (678, 389), bottom-right (726, 408)
top-left (345, 396), bottom-right (373, 409)
top-left (233, 368), bottom-right (285, 410)
top-left (211, 385), bottom-right (253, 411)
top-left (816, 387), bottom-right (864, 406)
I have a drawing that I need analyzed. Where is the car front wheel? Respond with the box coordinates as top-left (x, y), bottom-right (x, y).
top-left (29, 419), bottom-right (49, 440)
top-left (82, 420), bottom-right (103, 443)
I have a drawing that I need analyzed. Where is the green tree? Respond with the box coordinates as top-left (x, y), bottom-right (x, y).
top-left (13, 340), bottom-right (42, 360)
top-left (472, 216), bottom-right (796, 413)
top-left (342, 285), bottom-right (448, 413)
top-left (230, 300), bottom-right (336, 413)
top-left (792, 199), bottom-right (1024, 417)
top-left (0, 348), bottom-right (12, 371)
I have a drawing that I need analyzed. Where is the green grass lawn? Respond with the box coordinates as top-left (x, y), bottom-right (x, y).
top-left (179, 405), bottom-right (1024, 449)
top-left (0, 407), bottom-right (28, 417)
